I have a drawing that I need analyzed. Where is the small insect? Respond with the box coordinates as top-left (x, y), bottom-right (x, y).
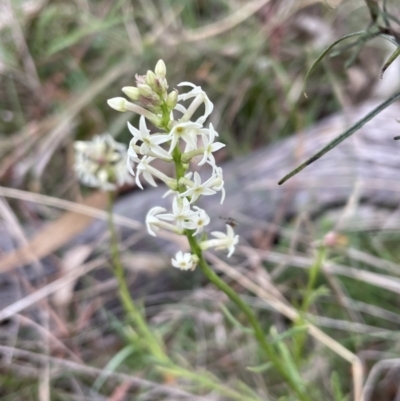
top-left (394, 135), bottom-right (400, 140)
top-left (219, 216), bottom-right (237, 228)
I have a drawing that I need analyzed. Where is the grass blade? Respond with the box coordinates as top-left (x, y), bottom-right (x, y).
top-left (381, 46), bottom-right (400, 78)
top-left (278, 89), bottom-right (400, 185)
top-left (303, 31), bottom-right (367, 97)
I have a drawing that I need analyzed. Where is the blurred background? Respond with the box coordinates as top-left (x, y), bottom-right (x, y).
top-left (1, 0), bottom-right (400, 400)
top-left (1, 0), bottom-right (398, 195)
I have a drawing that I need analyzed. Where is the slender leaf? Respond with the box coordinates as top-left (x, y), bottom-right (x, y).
top-left (220, 304), bottom-right (253, 334)
top-left (303, 31), bottom-right (367, 97)
top-left (270, 325), bottom-right (309, 345)
top-left (91, 345), bottom-right (136, 394)
top-left (279, 89), bottom-right (400, 185)
top-left (381, 47), bottom-right (400, 78)
top-left (246, 362), bottom-right (272, 373)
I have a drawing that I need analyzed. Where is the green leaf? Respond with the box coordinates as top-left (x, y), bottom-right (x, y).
top-left (344, 31), bottom-right (381, 68)
top-left (246, 362), bottom-right (272, 373)
top-left (270, 325), bottom-right (309, 345)
top-left (271, 327), bottom-right (306, 392)
top-left (278, 89), bottom-right (400, 185)
top-left (331, 371), bottom-right (348, 401)
top-left (381, 47), bottom-right (400, 78)
top-left (91, 344), bottom-right (136, 394)
top-left (303, 31), bottom-right (367, 97)
top-left (220, 304), bottom-right (253, 334)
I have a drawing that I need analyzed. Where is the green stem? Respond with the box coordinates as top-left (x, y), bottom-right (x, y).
top-left (160, 103), bottom-right (171, 131)
top-left (169, 131), bottom-right (310, 400)
top-left (301, 246), bottom-right (326, 314)
top-left (294, 246), bottom-right (326, 361)
top-left (108, 194), bottom-right (262, 401)
top-left (186, 235), bottom-right (311, 401)
top-left (160, 104), bottom-right (309, 400)
top-left (107, 192), bottom-right (169, 364)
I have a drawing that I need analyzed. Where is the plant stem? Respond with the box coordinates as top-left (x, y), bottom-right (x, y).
top-left (186, 234), bottom-right (311, 401)
top-left (302, 246), bottom-right (326, 314)
top-left (294, 246), bottom-right (326, 362)
top-left (107, 192), bottom-right (169, 364)
top-left (108, 193), bottom-right (264, 400)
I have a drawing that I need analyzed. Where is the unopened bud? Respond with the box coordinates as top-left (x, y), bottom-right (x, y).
top-left (155, 59), bottom-right (166, 78)
top-left (137, 84), bottom-right (154, 98)
top-left (122, 86), bottom-right (140, 101)
top-left (107, 97), bottom-right (127, 112)
top-left (166, 90), bottom-right (178, 110)
top-left (146, 70), bottom-right (157, 89)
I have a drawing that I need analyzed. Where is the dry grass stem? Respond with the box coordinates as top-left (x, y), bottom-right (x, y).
top-left (0, 345), bottom-right (210, 401)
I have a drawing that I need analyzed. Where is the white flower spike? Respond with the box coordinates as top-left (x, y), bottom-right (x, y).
top-left (104, 60), bottom-right (238, 271)
top-left (74, 134), bottom-right (132, 191)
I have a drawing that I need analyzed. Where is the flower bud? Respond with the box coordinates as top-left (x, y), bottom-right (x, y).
top-left (146, 70), bottom-right (157, 90)
top-left (137, 84), bottom-right (154, 98)
top-left (107, 97), bottom-right (127, 112)
top-left (166, 90), bottom-right (178, 110)
top-left (155, 59), bottom-right (166, 78)
top-left (122, 86), bottom-right (140, 101)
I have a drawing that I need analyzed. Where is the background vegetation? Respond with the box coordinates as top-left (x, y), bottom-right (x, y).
top-left (0, 0), bottom-right (399, 400)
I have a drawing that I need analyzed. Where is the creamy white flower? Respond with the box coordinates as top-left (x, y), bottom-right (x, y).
top-left (171, 251), bottom-right (196, 271)
top-left (146, 207), bottom-right (166, 236)
top-left (74, 134), bottom-right (132, 190)
top-left (178, 82), bottom-right (214, 124)
top-left (206, 165), bottom-right (225, 204)
top-left (127, 147), bottom-right (138, 176)
top-left (135, 156), bottom-right (175, 189)
top-left (168, 121), bottom-right (203, 153)
top-left (198, 123), bottom-right (225, 167)
top-left (184, 206), bottom-right (210, 235)
top-left (146, 206), bottom-right (182, 237)
top-left (200, 225), bottom-right (239, 257)
top-left (157, 196), bottom-right (197, 228)
top-left (180, 172), bottom-right (216, 203)
top-left (128, 116), bottom-right (171, 159)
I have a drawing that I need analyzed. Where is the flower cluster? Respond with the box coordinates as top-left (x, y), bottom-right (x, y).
top-left (74, 134), bottom-right (132, 191)
top-left (77, 60), bottom-right (239, 270)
